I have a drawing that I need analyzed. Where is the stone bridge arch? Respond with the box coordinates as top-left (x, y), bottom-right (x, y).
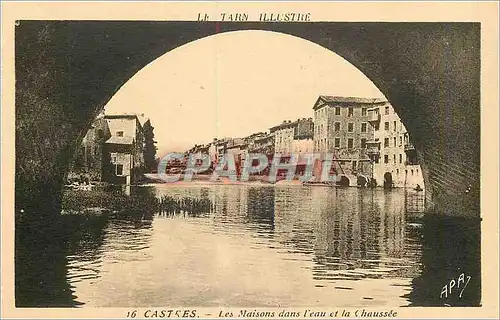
top-left (15, 21), bottom-right (480, 217)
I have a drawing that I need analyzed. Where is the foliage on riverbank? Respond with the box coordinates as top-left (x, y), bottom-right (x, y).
top-left (61, 187), bottom-right (158, 219)
top-left (61, 186), bottom-right (215, 219)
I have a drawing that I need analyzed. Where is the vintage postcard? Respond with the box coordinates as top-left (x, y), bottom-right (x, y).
top-left (1, 1), bottom-right (499, 319)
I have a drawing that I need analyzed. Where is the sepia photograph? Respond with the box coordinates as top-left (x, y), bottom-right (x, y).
top-left (1, 1), bottom-right (499, 319)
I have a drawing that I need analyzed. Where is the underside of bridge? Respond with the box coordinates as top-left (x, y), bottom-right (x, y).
top-left (15, 21), bottom-right (480, 218)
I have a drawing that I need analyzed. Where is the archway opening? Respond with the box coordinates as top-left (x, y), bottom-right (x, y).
top-left (337, 175), bottom-right (351, 187)
top-left (357, 175), bottom-right (368, 188)
top-left (67, 30), bottom-right (424, 193)
top-left (384, 172), bottom-right (393, 189)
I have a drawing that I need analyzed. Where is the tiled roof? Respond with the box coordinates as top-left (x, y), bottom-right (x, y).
top-left (105, 136), bottom-right (134, 145)
top-left (319, 96), bottom-right (387, 104)
top-left (104, 114), bottom-right (138, 120)
top-left (313, 96), bottom-right (388, 110)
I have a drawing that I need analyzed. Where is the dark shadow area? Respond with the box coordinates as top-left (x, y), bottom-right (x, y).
top-left (15, 186), bottom-right (159, 307)
top-left (405, 215), bottom-right (481, 306)
top-left (15, 213), bottom-right (108, 307)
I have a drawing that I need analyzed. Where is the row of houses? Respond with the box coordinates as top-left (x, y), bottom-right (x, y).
top-left (312, 96), bottom-right (423, 188)
top-left (69, 111), bottom-right (157, 185)
top-left (183, 95), bottom-right (424, 188)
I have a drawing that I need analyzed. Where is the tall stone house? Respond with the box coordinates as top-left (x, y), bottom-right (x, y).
top-left (313, 96), bottom-right (382, 185)
top-left (367, 103), bottom-right (424, 188)
top-left (312, 95), bottom-right (424, 188)
top-left (70, 112), bottom-right (154, 185)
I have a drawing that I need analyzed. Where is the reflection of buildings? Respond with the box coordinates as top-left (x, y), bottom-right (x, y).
top-left (246, 187), bottom-right (275, 229)
top-left (271, 187), bottom-right (416, 280)
top-left (210, 186), bottom-right (275, 232)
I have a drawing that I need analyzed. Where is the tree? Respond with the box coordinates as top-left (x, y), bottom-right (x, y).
top-left (142, 120), bottom-right (158, 172)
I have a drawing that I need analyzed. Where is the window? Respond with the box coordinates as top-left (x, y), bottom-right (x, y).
top-left (393, 121), bottom-right (397, 131)
top-left (384, 138), bottom-right (389, 148)
top-left (116, 164), bottom-right (124, 176)
top-left (97, 129), bottom-right (104, 139)
top-left (116, 131), bottom-right (124, 137)
top-left (393, 154), bottom-right (396, 163)
top-left (111, 152), bottom-right (117, 163)
top-left (335, 138), bottom-right (341, 148)
top-left (335, 107), bottom-right (341, 115)
top-left (384, 155), bottom-right (389, 164)
top-left (361, 123), bottom-right (367, 133)
top-left (348, 123), bottom-right (354, 132)
top-left (348, 138), bottom-right (353, 149)
top-left (335, 122), bottom-right (341, 132)
top-left (399, 154), bottom-right (403, 163)
top-left (411, 169), bottom-right (414, 176)
top-left (348, 108), bottom-right (353, 117)
top-left (374, 123), bottom-right (379, 131)
top-left (394, 137), bottom-right (397, 147)
top-left (399, 136), bottom-right (403, 146)
top-left (385, 106), bottom-right (390, 115)
top-left (384, 122), bottom-right (389, 131)
top-left (361, 138), bottom-right (366, 149)
top-left (396, 169), bottom-right (399, 174)
top-left (352, 161), bottom-right (357, 171)
top-left (362, 108), bottom-right (367, 116)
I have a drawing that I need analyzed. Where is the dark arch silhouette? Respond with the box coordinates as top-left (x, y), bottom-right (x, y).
top-left (384, 172), bottom-right (393, 189)
top-left (15, 21), bottom-right (480, 218)
top-left (337, 175), bottom-right (351, 187)
top-left (357, 175), bottom-right (368, 188)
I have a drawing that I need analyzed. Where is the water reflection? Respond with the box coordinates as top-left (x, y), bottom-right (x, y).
top-left (15, 184), bottom-right (480, 307)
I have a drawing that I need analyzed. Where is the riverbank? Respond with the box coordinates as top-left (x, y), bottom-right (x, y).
top-left (142, 173), bottom-right (425, 190)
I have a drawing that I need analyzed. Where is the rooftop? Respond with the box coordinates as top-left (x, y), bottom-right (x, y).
top-left (104, 113), bottom-right (151, 126)
top-left (105, 136), bottom-right (134, 145)
top-left (105, 113), bottom-right (138, 119)
top-left (313, 96), bottom-right (388, 110)
top-left (269, 120), bottom-right (297, 132)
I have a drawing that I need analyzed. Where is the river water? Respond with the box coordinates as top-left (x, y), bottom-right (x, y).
top-left (15, 184), bottom-right (481, 307)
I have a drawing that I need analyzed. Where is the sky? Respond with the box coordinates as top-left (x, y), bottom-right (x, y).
top-left (104, 30), bottom-right (386, 156)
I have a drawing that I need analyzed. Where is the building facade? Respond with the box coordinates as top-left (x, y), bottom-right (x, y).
top-left (313, 96), bottom-right (384, 185)
top-left (270, 120), bottom-right (296, 154)
top-left (103, 114), bottom-right (145, 184)
top-left (367, 103), bottom-right (424, 188)
top-left (271, 118), bottom-right (314, 155)
top-left (69, 113), bottom-right (111, 182)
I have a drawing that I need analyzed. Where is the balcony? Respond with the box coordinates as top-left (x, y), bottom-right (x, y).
top-left (404, 143), bottom-right (416, 152)
top-left (365, 140), bottom-right (381, 161)
top-left (367, 112), bottom-right (380, 123)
